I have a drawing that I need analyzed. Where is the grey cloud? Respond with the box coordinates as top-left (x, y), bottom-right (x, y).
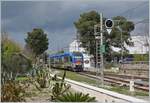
top-left (1, 0), bottom-right (149, 51)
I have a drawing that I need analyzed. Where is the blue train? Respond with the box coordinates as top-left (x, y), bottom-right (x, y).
top-left (49, 52), bottom-right (84, 72)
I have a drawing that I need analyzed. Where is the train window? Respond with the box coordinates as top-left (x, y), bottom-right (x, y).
top-left (55, 58), bottom-right (59, 64)
top-left (50, 58), bottom-right (54, 63)
top-left (64, 56), bottom-right (69, 62)
top-left (62, 57), bottom-right (64, 63)
top-left (70, 56), bottom-right (72, 62)
top-left (59, 58), bottom-right (62, 63)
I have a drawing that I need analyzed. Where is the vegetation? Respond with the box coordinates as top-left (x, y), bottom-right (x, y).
top-left (25, 28), bottom-right (49, 58)
top-left (133, 54), bottom-right (149, 61)
top-left (27, 68), bottom-right (71, 100)
top-left (58, 69), bottom-right (97, 84)
top-left (51, 71), bottom-right (71, 99)
top-left (74, 10), bottom-right (134, 62)
top-left (1, 34), bottom-right (32, 83)
top-left (1, 33), bottom-right (32, 102)
top-left (56, 92), bottom-right (96, 102)
top-left (35, 69), bottom-right (50, 88)
top-left (24, 28), bottom-right (49, 84)
top-left (1, 80), bottom-right (28, 102)
top-left (106, 86), bottom-right (149, 96)
top-left (16, 76), bottom-right (29, 81)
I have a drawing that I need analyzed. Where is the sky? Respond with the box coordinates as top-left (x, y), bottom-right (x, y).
top-left (1, 0), bottom-right (149, 51)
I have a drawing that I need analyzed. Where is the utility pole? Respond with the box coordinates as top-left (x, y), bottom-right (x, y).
top-left (76, 31), bottom-right (80, 52)
top-left (100, 13), bottom-right (104, 87)
top-left (121, 30), bottom-right (123, 62)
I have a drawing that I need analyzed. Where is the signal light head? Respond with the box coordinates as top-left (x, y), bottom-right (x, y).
top-left (105, 19), bottom-right (114, 28)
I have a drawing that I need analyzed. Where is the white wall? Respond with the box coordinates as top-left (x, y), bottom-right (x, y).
top-left (112, 36), bottom-right (149, 54)
top-left (69, 40), bottom-right (86, 52)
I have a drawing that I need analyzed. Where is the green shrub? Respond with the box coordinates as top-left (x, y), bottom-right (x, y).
top-left (1, 35), bottom-right (32, 84)
top-left (28, 68), bottom-right (51, 91)
top-left (36, 69), bottom-right (50, 88)
top-left (56, 92), bottom-right (96, 102)
top-left (52, 70), bottom-right (71, 99)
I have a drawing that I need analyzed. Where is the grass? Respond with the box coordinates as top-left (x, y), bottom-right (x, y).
top-left (105, 86), bottom-right (149, 96)
top-left (55, 69), bottom-right (149, 97)
top-left (58, 69), bottom-right (97, 85)
top-left (15, 76), bottom-right (29, 81)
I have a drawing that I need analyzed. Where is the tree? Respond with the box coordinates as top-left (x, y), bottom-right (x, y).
top-left (25, 28), bottom-right (49, 58)
top-left (1, 33), bottom-right (31, 82)
top-left (74, 11), bottom-right (134, 62)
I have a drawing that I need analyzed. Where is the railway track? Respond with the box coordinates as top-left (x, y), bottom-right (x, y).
top-left (78, 72), bottom-right (149, 92)
top-left (83, 71), bottom-right (149, 81)
top-left (51, 68), bottom-right (149, 91)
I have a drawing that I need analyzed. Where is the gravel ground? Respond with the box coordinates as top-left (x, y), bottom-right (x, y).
top-left (24, 84), bottom-right (52, 102)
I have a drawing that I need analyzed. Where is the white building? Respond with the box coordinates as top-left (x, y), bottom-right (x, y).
top-left (125, 35), bottom-right (149, 54)
top-left (112, 35), bottom-right (149, 54)
top-left (69, 40), bottom-right (86, 53)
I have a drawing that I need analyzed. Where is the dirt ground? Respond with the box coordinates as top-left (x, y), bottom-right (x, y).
top-left (24, 84), bottom-right (52, 102)
top-left (24, 83), bottom-right (74, 102)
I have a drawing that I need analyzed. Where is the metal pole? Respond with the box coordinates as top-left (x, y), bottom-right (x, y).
top-left (96, 39), bottom-right (98, 76)
top-left (49, 57), bottom-right (51, 70)
top-left (77, 32), bottom-right (80, 52)
top-left (100, 13), bottom-right (104, 87)
top-left (121, 31), bottom-right (123, 61)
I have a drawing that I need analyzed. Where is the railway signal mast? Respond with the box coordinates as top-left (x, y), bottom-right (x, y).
top-left (94, 13), bottom-right (114, 87)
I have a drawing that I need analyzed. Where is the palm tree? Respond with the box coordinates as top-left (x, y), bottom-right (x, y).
top-left (55, 92), bottom-right (96, 102)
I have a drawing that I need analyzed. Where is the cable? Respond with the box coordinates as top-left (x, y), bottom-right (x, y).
top-left (134, 18), bottom-right (149, 25)
top-left (118, 2), bottom-right (148, 18)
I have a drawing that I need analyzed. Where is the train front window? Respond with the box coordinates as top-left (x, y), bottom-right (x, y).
top-left (74, 56), bottom-right (82, 61)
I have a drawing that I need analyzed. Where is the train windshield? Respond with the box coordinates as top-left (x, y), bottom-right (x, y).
top-left (72, 52), bottom-right (83, 61)
top-left (74, 56), bottom-right (82, 61)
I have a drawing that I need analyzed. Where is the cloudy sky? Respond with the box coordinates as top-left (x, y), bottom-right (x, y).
top-left (1, 0), bottom-right (149, 51)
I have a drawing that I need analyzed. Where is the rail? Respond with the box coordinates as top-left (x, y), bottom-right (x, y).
top-left (78, 72), bottom-right (149, 91)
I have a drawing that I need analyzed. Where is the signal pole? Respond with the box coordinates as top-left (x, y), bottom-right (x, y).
top-left (94, 13), bottom-right (104, 87)
top-left (94, 13), bottom-right (113, 87)
top-left (100, 13), bottom-right (104, 87)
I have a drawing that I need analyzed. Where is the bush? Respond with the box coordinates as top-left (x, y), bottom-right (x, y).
top-left (51, 70), bottom-right (71, 99)
top-left (56, 92), bottom-right (96, 102)
top-left (36, 69), bottom-right (50, 88)
top-left (1, 34), bottom-right (32, 84)
top-left (1, 80), bottom-right (26, 102)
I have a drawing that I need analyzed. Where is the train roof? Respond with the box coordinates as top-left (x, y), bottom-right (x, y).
top-left (49, 52), bottom-right (83, 58)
